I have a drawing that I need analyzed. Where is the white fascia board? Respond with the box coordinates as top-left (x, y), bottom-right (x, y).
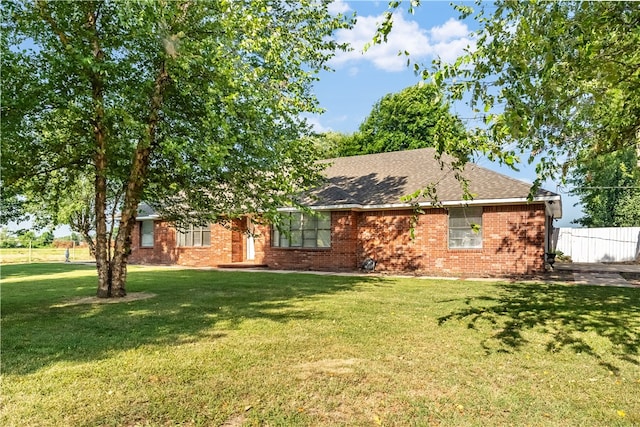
top-left (425, 195), bottom-right (562, 208)
top-left (283, 195), bottom-right (563, 216)
top-left (276, 204), bottom-right (362, 212)
top-left (135, 215), bottom-right (161, 221)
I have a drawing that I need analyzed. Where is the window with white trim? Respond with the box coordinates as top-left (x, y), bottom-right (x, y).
top-left (140, 220), bottom-right (154, 247)
top-left (177, 225), bottom-right (211, 247)
top-left (272, 212), bottom-right (331, 248)
top-left (448, 207), bottom-right (483, 249)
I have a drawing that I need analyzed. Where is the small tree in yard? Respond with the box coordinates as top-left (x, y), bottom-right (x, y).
top-left (2, 0), bottom-right (351, 297)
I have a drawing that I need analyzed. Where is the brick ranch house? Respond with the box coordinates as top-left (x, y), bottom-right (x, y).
top-left (129, 148), bottom-right (562, 276)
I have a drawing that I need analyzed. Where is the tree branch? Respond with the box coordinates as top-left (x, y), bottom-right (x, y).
top-left (36, 0), bottom-right (70, 47)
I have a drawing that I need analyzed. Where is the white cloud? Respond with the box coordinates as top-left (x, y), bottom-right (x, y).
top-left (327, 0), bottom-right (351, 15)
top-left (429, 18), bottom-right (470, 43)
top-left (432, 37), bottom-right (476, 64)
top-left (304, 115), bottom-right (332, 133)
top-left (329, 11), bottom-right (474, 72)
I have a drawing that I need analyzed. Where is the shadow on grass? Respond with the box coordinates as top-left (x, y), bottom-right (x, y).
top-left (1, 264), bottom-right (380, 376)
top-left (438, 282), bottom-right (640, 373)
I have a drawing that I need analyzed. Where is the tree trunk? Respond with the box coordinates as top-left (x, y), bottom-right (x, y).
top-left (110, 188), bottom-right (143, 296)
top-left (81, 232), bottom-right (97, 258)
top-left (102, 63), bottom-right (170, 297)
top-left (84, 6), bottom-right (117, 298)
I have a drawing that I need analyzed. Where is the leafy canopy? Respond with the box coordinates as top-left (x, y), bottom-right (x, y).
top-left (377, 1), bottom-right (640, 192)
top-left (569, 148), bottom-right (640, 227)
top-left (2, 0), bottom-right (351, 226)
top-left (357, 84), bottom-right (469, 157)
top-left (1, 0), bottom-right (352, 296)
top-left (313, 84), bottom-right (469, 164)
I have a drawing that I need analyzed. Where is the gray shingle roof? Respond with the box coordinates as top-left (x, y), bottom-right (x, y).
top-left (306, 148), bottom-right (560, 209)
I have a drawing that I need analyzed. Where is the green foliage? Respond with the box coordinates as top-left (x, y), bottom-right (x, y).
top-left (614, 192), bottom-right (640, 227)
top-left (311, 131), bottom-right (361, 159)
top-left (357, 84), bottom-right (469, 157)
top-left (312, 84), bottom-right (470, 165)
top-left (570, 148), bottom-right (640, 227)
top-left (1, 0), bottom-right (352, 295)
top-left (15, 230), bottom-right (36, 248)
top-left (0, 228), bottom-right (18, 248)
top-left (378, 1), bottom-right (640, 193)
top-left (37, 230), bottom-right (55, 247)
top-left (447, 1), bottom-right (639, 185)
top-left (2, 229), bottom-right (56, 248)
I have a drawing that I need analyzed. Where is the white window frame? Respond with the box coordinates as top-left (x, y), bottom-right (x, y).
top-left (177, 225), bottom-right (211, 247)
top-left (140, 220), bottom-right (154, 248)
top-left (448, 207), bottom-right (483, 249)
top-left (272, 211), bottom-right (331, 249)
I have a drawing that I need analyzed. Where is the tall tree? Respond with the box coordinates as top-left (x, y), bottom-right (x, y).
top-left (311, 131), bottom-right (359, 159)
top-left (2, 0), bottom-right (351, 297)
top-left (357, 84), bottom-right (468, 156)
top-left (312, 84), bottom-right (470, 162)
top-left (570, 148), bottom-right (640, 227)
top-left (376, 1), bottom-right (639, 190)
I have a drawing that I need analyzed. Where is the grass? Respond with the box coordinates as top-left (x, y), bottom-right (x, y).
top-left (0, 247), bottom-right (93, 264)
top-left (1, 264), bottom-right (639, 426)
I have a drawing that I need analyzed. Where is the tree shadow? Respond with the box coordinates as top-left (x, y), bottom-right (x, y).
top-left (1, 265), bottom-right (380, 375)
top-left (308, 173), bottom-right (409, 206)
top-left (493, 210), bottom-right (546, 275)
top-left (357, 210), bottom-right (425, 272)
top-left (438, 282), bottom-right (640, 373)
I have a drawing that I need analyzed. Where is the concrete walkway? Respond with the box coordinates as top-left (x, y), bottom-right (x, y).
top-left (554, 262), bottom-right (640, 288)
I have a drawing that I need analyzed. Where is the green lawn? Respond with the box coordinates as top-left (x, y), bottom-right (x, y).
top-left (1, 264), bottom-right (638, 426)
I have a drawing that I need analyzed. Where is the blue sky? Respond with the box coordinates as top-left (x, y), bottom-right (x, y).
top-left (310, 0), bottom-right (581, 226)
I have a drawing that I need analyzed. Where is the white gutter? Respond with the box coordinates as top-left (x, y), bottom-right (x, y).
top-left (138, 196), bottom-right (562, 220)
top-left (135, 215), bottom-right (161, 221)
top-left (277, 204), bottom-right (362, 212)
top-left (278, 195), bottom-right (563, 218)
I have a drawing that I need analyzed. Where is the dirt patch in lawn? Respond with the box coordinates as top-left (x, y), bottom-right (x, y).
top-left (52, 292), bottom-right (157, 307)
top-left (296, 358), bottom-right (360, 379)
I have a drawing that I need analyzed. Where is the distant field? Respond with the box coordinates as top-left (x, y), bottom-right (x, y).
top-left (0, 247), bottom-right (93, 264)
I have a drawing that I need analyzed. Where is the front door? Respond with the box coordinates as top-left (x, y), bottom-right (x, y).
top-left (246, 217), bottom-right (255, 261)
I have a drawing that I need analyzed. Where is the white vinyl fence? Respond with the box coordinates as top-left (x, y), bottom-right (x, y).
top-left (554, 227), bottom-right (640, 263)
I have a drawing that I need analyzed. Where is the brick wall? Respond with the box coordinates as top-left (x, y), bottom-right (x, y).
top-left (130, 204), bottom-right (546, 276)
top-left (355, 204), bottom-right (545, 276)
top-left (129, 220), bottom-right (265, 267)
